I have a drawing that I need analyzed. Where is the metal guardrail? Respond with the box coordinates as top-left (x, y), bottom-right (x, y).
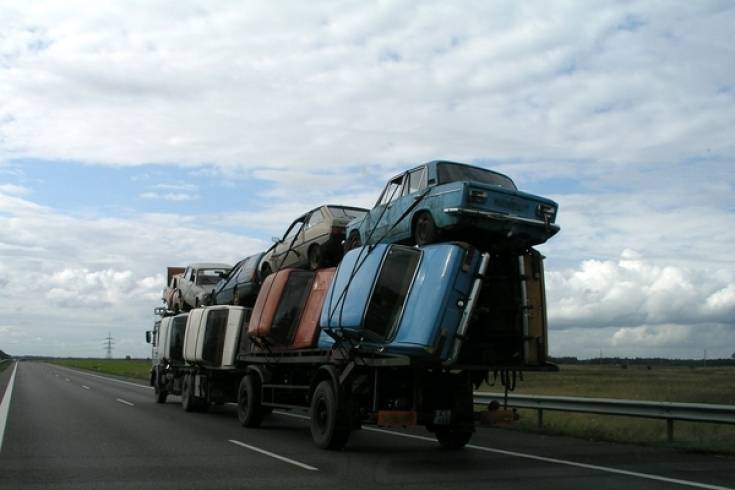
top-left (474, 392), bottom-right (735, 442)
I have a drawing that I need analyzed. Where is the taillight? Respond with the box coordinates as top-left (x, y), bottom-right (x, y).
top-left (536, 204), bottom-right (555, 223)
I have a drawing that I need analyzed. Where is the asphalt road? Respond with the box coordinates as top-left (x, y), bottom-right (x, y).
top-left (1, 361), bottom-right (733, 490)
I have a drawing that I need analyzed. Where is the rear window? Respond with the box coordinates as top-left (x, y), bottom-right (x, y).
top-left (363, 246), bottom-right (421, 340)
top-left (197, 268), bottom-right (228, 285)
top-left (328, 206), bottom-right (367, 220)
top-left (271, 271), bottom-right (314, 344)
top-left (437, 163), bottom-right (516, 190)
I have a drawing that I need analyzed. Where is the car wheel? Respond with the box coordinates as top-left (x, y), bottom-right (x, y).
top-left (435, 428), bottom-right (472, 449)
top-left (345, 232), bottom-right (362, 252)
top-left (310, 380), bottom-right (350, 450)
top-left (261, 263), bottom-right (272, 279)
top-left (308, 244), bottom-right (323, 271)
top-left (237, 374), bottom-right (265, 428)
top-left (413, 212), bottom-right (438, 246)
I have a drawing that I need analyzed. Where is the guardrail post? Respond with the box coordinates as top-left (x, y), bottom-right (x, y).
top-left (666, 418), bottom-right (674, 443)
top-left (537, 408), bottom-right (544, 430)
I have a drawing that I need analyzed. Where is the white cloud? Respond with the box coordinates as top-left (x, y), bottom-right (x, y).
top-left (0, 2), bottom-right (733, 170)
top-left (547, 250), bottom-right (735, 329)
top-left (139, 191), bottom-right (197, 201)
top-left (0, 183), bottom-right (29, 196)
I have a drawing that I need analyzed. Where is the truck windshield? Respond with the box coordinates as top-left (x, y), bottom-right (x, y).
top-left (437, 163), bottom-right (516, 190)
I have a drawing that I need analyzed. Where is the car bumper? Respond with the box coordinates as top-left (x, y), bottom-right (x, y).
top-left (443, 207), bottom-right (560, 245)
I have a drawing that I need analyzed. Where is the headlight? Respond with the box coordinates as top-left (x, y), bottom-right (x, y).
top-left (469, 189), bottom-right (487, 203)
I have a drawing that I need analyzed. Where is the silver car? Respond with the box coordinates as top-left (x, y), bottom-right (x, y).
top-left (175, 262), bottom-right (231, 310)
top-left (260, 205), bottom-right (367, 277)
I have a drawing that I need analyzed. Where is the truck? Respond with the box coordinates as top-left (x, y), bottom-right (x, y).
top-left (147, 241), bottom-right (554, 450)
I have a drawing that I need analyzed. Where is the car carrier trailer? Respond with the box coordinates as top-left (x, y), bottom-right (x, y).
top-left (147, 242), bottom-right (555, 449)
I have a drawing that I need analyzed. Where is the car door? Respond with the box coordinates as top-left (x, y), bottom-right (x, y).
top-left (219, 261), bottom-right (245, 304)
top-left (272, 217), bottom-right (306, 270)
top-left (387, 166), bottom-right (427, 241)
top-left (301, 208), bottom-right (327, 255)
top-left (366, 174), bottom-right (405, 243)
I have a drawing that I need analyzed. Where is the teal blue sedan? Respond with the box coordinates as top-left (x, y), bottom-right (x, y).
top-left (345, 160), bottom-right (559, 251)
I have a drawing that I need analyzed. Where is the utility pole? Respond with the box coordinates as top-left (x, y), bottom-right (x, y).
top-left (103, 333), bottom-right (114, 359)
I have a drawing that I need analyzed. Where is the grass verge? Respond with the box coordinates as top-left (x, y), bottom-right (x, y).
top-left (480, 364), bottom-right (735, 455)
top-left (50, 358), bottom-right (150, 380)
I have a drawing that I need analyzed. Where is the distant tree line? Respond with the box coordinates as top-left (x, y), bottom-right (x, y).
top-left (0, 350), bottom-right (11, 360)
top-left (549, 356), bottom-right (735, 367)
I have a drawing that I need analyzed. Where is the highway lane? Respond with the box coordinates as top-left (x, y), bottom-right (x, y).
top-left (0, 362), bottom-right (733, 489)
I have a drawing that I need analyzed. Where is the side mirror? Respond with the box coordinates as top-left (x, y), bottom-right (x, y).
top-left (145, 331), bottom-right (152, 344)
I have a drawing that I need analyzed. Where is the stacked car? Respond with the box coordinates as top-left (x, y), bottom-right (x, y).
top-left (148, 159), bottom-right (560, 450)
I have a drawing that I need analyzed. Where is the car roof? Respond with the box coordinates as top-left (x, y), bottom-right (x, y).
top-left (388, 160), bottom-right (514, 182)
top-left (189, 262), bottom-right (232, 269)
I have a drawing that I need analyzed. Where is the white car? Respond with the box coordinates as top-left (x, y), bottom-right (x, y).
top-left (175, 263), bottom-right (232, 310)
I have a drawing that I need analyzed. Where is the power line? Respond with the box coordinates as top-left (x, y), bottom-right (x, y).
top-left (103, 332), bottom-right (115, 359)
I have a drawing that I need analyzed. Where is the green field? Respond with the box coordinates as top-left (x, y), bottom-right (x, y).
top-left (0, 360), bottom-right (12, 374)
top-left (51, 358), bottom-right (151, 380)
top-left (480, 364), bottom-right (735, 454)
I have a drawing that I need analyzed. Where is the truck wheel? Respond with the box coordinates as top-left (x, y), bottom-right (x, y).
top-left (238, 375), bottom-right (264, 427)
top-left (310, 381), bottom-right (350, 450)
top-left (153, 367), bottom-right (168, 404)
top-left (308, 245), bottom-right (323, 271)
top-left (413, 212), bottom-right (438, 246)
top-left (435, 428), bottom-right (472, 449)
top-left (181, 374), bottom-right (196, 412)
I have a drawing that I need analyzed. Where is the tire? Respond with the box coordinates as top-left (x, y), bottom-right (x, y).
top-left (435, 428), bottom-right (472, 449)
top-left (310, 381), bottom-right (350, 450)
top-left (345, 232), bottom-right (362, 252)
top-left (238, 374), bottom-right (265, 427)
top-left (308, 245), bottom-right (323, 271)
top-left (413, 212), bottom-right (438, 246)
top-left (153, 367), bottom-right (168, 404)
top-left (181, 374), bottom-right (195, 412)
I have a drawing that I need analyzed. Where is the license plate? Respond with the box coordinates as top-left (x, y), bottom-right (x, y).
top-left (433, 410), bottom-right (452, 425)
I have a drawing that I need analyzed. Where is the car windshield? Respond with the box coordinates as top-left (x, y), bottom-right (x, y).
top-left (328, 206), bottom-right (367, 220)
top-left (196, 269), bottom-right (228, 285)
top-left (437, 163), bottom-right (516, 190)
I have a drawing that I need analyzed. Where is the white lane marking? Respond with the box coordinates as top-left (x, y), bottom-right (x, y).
top-left (0, 362), bottom-right (19, 452)
top-left (51, 365), bottom-right (152, 390)
top-left (116, 398), bottom-right (135, 407)
top-left (272, 412), bottom-right (733, 490)
top-left (229, 439), bottom-right (318, 471)
top-left (81, 385), bottom-right (90, 390)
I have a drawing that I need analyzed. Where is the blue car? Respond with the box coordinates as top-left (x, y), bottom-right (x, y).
top-left (318, 243), bottom-right (551, 369)
top-left (209, 252), bottom-right (265, 307)
top-left (344, 160), bottom-right (559, 250)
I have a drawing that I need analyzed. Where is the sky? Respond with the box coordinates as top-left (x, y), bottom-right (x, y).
top-left (0, 0), bottom-right (733, 359)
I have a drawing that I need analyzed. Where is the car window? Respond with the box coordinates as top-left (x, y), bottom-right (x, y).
top-left (363, 246), bottom-right (421, 340)
top-left (405, 167), bottom-right (426, 195)
top-left (378, 175), bottom-right (404, 206)
top-left (196, 269), bottom-right (228, 286)
top-left (437, 162), bottom-right (516, 190)
top-left (236, 259), bottom-right (254, 282)
top-left (306, 209), bottom-right (325, 229)
top-left (327, 206), bottom-right (367, 220)
top-left (282, 219), bottom-right (304, 241)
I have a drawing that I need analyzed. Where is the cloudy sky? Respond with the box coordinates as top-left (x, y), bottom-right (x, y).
top-left (0, 1), bottom-right (733, 359)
